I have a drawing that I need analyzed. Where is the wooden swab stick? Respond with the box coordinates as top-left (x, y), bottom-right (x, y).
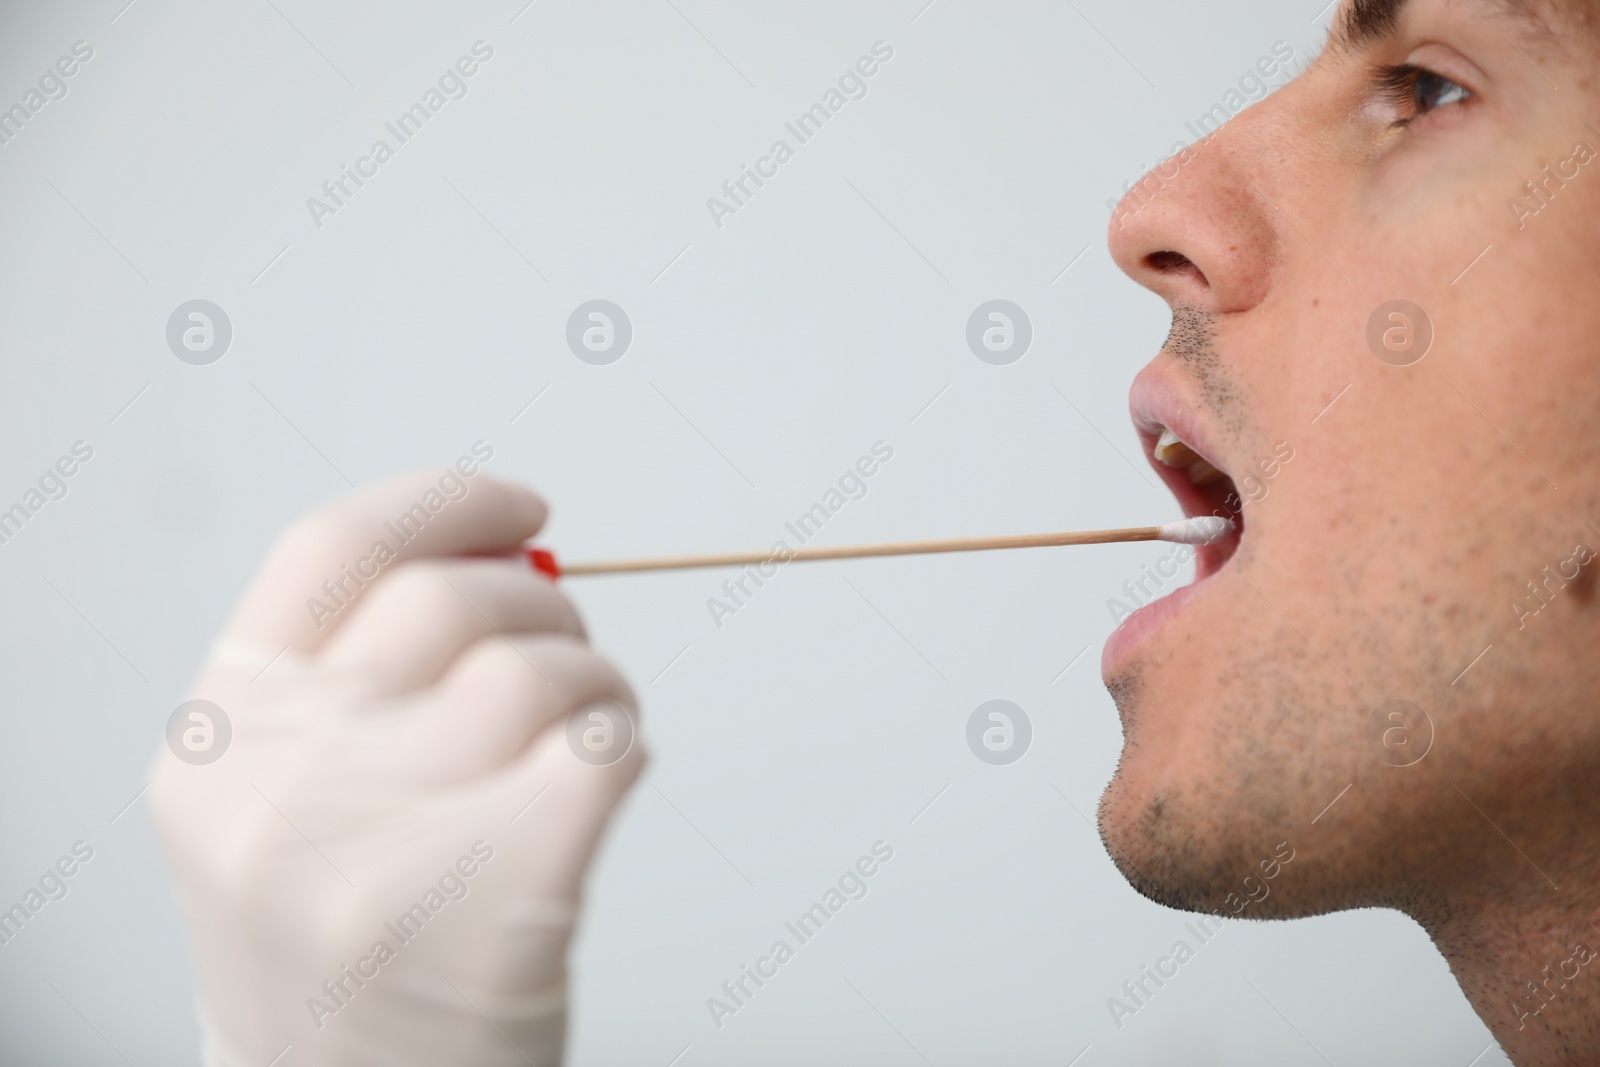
top-left (524, 516), bottom-right (1233, 579)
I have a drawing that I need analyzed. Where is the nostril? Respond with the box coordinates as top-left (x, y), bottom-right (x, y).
top-left (1147, 250), bottom-right (1196, 275)
top-left (1144, 250), bottom-right (1209, 293)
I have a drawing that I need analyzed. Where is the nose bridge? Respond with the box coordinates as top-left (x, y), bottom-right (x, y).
top-left (1108, 98), bottom-right (1285, 315)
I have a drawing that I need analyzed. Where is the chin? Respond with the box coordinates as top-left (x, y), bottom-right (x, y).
top-left (1097, 753), bottom-right (1328, 919)
top-left (1098, 638), bottom-right (1378, 924)
top-left (1096, 721), bottom-right (1242, 916)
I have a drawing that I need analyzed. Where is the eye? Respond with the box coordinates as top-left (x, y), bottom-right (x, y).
top-left (1414, 69), bottom-right (1470, 113)
top-left (1377, 64), bottom-right (1472, 126)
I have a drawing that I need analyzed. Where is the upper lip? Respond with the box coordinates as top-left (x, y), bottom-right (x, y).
top-left (1129, 366), bottom-right (1230, 487)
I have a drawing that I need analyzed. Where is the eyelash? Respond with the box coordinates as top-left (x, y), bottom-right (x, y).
top-left (1375, 64), bottom-right (1472, 126)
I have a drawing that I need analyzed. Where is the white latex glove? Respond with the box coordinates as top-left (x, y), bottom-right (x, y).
top-left (150, 468), bottom-right (644, 1067)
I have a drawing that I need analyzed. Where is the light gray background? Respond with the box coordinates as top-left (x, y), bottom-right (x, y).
top-left (0, 1), bottom-right (1508, 1064)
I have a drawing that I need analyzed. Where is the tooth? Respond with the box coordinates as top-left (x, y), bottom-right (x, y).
top-left (1187, 459), bottom-right (1226, 486)
top-left (1154, 428), bottom-right (1200, 467)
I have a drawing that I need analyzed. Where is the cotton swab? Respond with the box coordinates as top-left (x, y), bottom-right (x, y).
top-left (524, 516), bottom-right (1233, 579)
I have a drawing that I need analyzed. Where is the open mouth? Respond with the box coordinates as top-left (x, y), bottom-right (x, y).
top-left (1100, 368), bottom-right (1257, 676)
top-left (1138, 423), bottom-right (1244, 581)
top-left (1100, 412), bottom-right (1246, 675)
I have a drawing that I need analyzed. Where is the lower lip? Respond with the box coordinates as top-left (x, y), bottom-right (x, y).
top-left (1100, 577), bottom-right (1211, 677)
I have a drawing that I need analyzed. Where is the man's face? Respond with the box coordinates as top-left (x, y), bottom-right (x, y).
top-left (1099, 0), bottom-right (1600, 920)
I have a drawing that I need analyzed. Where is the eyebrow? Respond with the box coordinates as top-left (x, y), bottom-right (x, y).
top-left (1329, 0), bottom-right (1558, 51)
top-left (1333, 0), bottom-right (1412, 48)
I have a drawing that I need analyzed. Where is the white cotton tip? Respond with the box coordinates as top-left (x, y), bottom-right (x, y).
top-left (1157, 516), bottom-right (1235, 546)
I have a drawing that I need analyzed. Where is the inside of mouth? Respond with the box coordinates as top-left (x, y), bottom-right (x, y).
top-left (1192, 475), bottom-right (1243, 580)
top-left (1150, 429), bottom-right (1243, 580)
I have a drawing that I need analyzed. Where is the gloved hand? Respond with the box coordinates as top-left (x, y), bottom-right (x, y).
top-left (150, 467), bottom-right (644, 1067)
